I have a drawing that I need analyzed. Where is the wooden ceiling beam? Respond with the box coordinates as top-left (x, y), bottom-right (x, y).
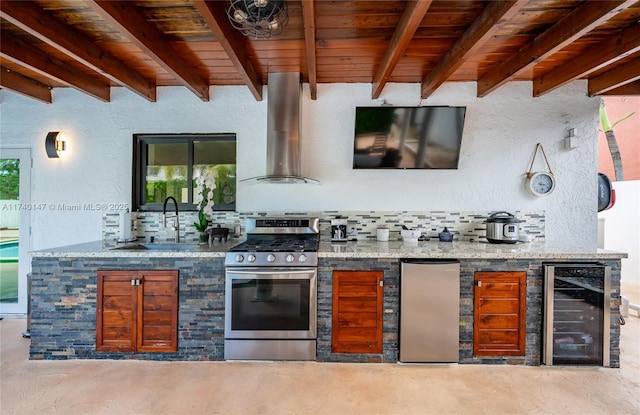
top-left (588, 56), bottom-right (640, 95)
top-left (421, 0), bottom-right (527, 99)
top-left (0, 0), bottom-right (156, 101)
top-left (534, 24), bottom-right (640, 97)
top-left (87, 0), bottom-right (209, 101)
top-left (0, 30), bottom-right (110, 102)
top-left (372, 0), bottom-right (432, 99)
top-left (301, 0), bottom-right (317, 100)
top-left (599, 79), bottom-right (640, 95)
top-left (193, 0), bottom-right (263, 101)
top-left (0, 67), bottom-right (52, 103)
top-left (477, 0), bottom-right (637, 97)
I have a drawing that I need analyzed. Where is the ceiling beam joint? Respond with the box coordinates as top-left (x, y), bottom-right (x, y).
top-left (193, 0), bottom-right (263, 101)
top-left (477, 0), bottom-right (637, 97)
top-left (421, 0), bottom-right (527, 99)
top-left (87, 0), bottom-right (209, 101)
top-left (0, 0), bottom-right (156, 101)
top-left (301, 0), bottom-right (317, 100)
top-left (372, 0), bottom-right (432, 99)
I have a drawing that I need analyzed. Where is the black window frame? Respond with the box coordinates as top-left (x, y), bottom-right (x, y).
top-left (132, 133), bottom-right (236, 212)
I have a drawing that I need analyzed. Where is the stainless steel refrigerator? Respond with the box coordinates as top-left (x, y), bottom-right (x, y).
top-left (399, 260), bottom-right (460, 363)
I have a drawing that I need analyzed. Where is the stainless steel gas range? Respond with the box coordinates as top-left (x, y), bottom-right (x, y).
top-left (224, 217), bottom-right (319, 361)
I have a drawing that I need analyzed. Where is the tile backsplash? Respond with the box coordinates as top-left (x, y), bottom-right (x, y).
top-left (103, 210), bottom-right (544, 246)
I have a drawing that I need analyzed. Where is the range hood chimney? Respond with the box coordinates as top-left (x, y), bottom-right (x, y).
top-left (242, 72), bottom-right (319, 184)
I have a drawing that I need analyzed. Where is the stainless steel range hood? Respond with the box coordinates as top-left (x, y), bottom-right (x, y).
top-left (242, 72), bottom-right (319, 184)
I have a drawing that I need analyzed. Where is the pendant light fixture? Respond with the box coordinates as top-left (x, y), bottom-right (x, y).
top-left (227, 0), bottom-right (288, 39)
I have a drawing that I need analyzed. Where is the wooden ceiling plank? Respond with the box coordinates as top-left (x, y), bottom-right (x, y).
top-left (534, 23), bottom-right (640, 96)
top-left (301, 0), bottom-right (317, 99)
top-left (87, 0), bottom-right (209, 101)
top-left (0, 0), bottom-right (156, 101)
top-left (0, 68), bottom-right (52, 103)
top-left (0, 30), bottom-right (110, 102)
top-left (371, 0), bottom-right (432, 99)
top-left (193, 0), bottom-right (263, 101)
top-left (588, 56), bottom-right (640, 95)
top-left (421, 0), bottom-right (527, 99)
top-left (477, 0), bottom-right (637, 97)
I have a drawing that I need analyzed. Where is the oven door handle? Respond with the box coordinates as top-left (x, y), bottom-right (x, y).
top-left (226, 268), bottom-right (316, 276)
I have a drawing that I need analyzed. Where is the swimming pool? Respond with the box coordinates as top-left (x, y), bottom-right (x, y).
top-left (0, 241), bottom-right (19, 261)
top-left (0, 240), bottom-right (19, 303)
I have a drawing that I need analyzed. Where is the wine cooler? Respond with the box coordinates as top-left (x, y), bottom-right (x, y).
top-left (543, 263), bottom-right (611, 366)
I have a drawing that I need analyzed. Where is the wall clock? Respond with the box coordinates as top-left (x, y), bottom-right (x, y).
top-left (525, 171), bottom-right (556, 196)
top-left (525, 143), bottom-right (555, 197)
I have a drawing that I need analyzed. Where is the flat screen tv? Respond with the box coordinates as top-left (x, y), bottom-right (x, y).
top-left (353, 106), bottom-right (466, 169)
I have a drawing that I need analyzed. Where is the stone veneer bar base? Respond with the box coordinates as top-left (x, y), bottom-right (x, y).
top-left (29, 255), bottom-right (620, 367)
top-left (318, 258), bottom-right (621, 367)
top-left (29, 257), bottom-right (226, 361)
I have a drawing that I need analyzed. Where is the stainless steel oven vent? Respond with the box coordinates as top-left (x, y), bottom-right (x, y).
top-left (242, 72), bottom-right (319, 184)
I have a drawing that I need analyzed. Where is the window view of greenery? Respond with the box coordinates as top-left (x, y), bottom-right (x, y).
top-left (0, 159), bottom-right (20, 200)
top-left (136, 135), bottom-right (236, 211)
top-left (0, 158), bottom-right (20, 303)
top-left (144, 142), bottom-right (188, 204)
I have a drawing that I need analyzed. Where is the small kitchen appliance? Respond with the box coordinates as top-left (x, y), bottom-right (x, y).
top-left (485, 211), bottom-right (521, 244)
top-left (331, 216), bottom-right (348, 242)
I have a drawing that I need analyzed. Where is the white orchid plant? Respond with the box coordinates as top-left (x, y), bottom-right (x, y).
top-left (193, 170), bottom-right (216, 233)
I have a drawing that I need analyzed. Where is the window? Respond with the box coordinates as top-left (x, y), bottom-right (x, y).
top-left (133, 134), bottom-right (236, 211)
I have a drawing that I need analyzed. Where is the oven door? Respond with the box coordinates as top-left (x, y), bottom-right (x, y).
top-left (225, 267), bottom-right (317, 339)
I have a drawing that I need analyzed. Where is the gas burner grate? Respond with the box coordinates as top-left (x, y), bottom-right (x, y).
top-left (229, 236), bottom-right (318, 253)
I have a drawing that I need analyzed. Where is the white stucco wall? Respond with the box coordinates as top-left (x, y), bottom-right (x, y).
top-left (599, 181), bottom-right (640, 284)
top-left (0, 81), bottom-right (600, 250)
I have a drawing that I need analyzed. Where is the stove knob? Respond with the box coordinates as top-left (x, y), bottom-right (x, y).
top-left (299, 254), bottom-right (307, 263)
top-left (235, 254), bottom-right (244, 263)
top-left (266, 254), bottom-right (276, 262)
top-left (286, 254), bottom-right (295, 263)
top-left (247, 254), bottom-right (256, 263)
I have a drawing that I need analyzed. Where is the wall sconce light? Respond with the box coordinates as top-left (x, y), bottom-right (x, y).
top-left (45, 131), bottom-right (66, 158)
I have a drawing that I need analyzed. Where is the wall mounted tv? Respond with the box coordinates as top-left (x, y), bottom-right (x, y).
top-left (353, 106), bottom-right (466, 169)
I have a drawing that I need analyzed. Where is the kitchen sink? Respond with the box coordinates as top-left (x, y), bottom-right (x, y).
top-left (112, 243), bottom-right (200, 251)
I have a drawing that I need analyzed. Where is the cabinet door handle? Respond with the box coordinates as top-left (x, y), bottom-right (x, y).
top-left (131, 279), bottom-right (136, 286)
top-left (379, 280), bottom-right (384, 287)
top-left (477, 280), bottom-right (482, 287)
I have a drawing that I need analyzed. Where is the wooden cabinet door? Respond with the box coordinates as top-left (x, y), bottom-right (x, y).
top-left (332, 270), bottom-right (384, 354)
top-left (474, 271), bottom-right (526, 356)
top-left (137, 270), bottom-right (179, 352)
top-left (97, 270), bottom-right (178, 353)
top-left (97, 270), bottom-right (137, 352)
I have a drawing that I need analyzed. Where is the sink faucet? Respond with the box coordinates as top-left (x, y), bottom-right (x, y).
top-left (162, 196), bottom-right (180, 243)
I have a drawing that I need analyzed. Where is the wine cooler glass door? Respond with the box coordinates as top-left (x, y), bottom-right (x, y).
top-left (543, 263), bottom-right (611, 366)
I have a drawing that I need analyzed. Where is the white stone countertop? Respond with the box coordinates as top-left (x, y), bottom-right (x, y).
top-left (30, 239), bottom-right (627, 260)
top-left (319, 240), bottom-right (627, 260)
top-left (29, 240), bottom-right (235, 258)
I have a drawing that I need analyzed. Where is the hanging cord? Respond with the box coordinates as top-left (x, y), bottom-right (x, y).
top-left (526, 143), bottom-right (554, 178)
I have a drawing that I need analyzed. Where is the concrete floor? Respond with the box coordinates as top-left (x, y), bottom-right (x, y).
top-left (1, 285), bottom-right (639, 415)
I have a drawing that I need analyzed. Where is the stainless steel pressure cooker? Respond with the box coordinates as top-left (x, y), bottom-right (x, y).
top-left (485, 211), bottom-right (521, 244)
